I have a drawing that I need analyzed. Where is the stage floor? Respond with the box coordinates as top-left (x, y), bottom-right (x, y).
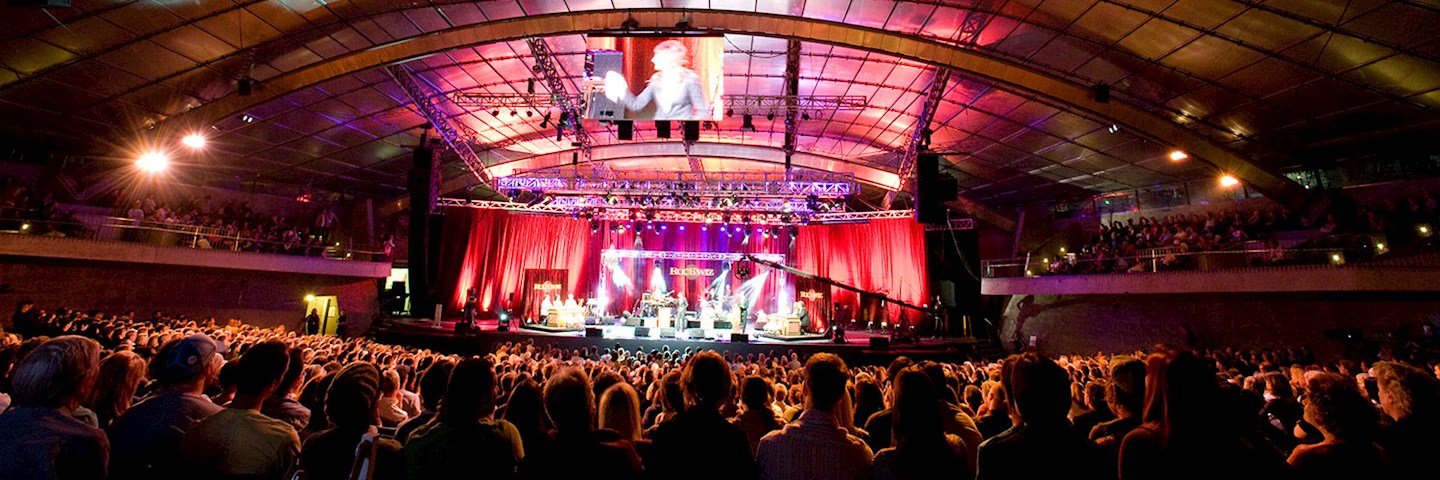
top-left (372, 317), bottom-right (991, 362)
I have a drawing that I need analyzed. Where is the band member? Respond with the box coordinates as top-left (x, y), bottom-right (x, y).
top-left (794, 301), bottom-right (810, 332)
top-left (930, 294), bottom-right (947, 338)
top-left (462, 287), bottom-right (479, 329)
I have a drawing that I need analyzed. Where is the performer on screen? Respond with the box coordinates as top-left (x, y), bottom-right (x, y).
top-left (604, 40), bottom-right (711, 120)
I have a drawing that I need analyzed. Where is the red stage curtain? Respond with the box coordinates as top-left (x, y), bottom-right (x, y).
top-left (793, 218), bottom-right (929, 328)
top-left (435, 208), bottom-right (595, 315)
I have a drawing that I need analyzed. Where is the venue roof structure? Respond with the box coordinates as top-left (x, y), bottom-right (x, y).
top-left (3, 0), bottom-right (1438, 211)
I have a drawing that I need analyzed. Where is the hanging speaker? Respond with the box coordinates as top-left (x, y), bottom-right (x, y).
top-left (655, 121), bottom-right (671, 138)
top-left (237, 78), bottom-right (253, 96)
top-left (683, 121), bottom-right (700, 142)
top-left (1094, 83), bottom-right (1110, 103)
top-left (617, 120), bottom-right (633, 140)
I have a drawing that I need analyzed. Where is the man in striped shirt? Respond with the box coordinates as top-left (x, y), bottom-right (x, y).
top-left (756, 353), bottom-right (873, 480)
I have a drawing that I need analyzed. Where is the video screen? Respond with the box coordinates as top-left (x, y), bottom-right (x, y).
top-left (584, 36), bottom-right (724, 122)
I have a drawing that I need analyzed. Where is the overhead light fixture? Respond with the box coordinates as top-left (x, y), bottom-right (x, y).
top-left (741, 114), bottom-right (755, 132)
top-left (238, 77), bottom-right (253, 96)
top-left (766, 112), bottom-right (775, 121)
top-left (239, 114), bottom-right (255, 123)
top-left (1219, 175), bottom-right (1239, 187)
top-left (1107, 124), bottom-right (1119, 134)
top-left (621, 15), bottom-right (640, 29)
top-left (801, 112), bottom-right (811, 120)
top-left (491, 109), bottom-right (501, 116)
top-left (676, 14), bottom-right (692, 30)
top-left (136, 151), bottom-right (170, 173)
top-left (726, 108), bottom-right (734, 117)
top-left (1169, 150), bottom-right (1188, 161)
top-left (181, 133), bottom-right (207, 149)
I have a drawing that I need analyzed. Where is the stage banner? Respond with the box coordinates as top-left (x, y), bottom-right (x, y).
top-left (794, 277), bottom-right (830, 332)
top-left (521, 269), bottom-right (568, 321)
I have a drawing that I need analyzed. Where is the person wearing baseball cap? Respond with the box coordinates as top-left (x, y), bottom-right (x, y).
top-left (108, 334), bottom-right (227, 480)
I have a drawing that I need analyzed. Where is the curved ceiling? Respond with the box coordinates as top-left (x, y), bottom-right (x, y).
top-left (2, 0), bottom-right (1438, 208)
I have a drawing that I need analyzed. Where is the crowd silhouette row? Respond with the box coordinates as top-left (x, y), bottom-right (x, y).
top-left (2, 302), bottom-right (1439, 480)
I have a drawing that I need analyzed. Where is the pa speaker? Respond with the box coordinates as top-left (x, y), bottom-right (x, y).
top-left (683, 121), bottom-right (700, 142)
top-left (8, 0), bottom-right (71, 7)
top-left (634, 326), bottom-right (651, 337)
top-left (730, 333), bottom-right (750, 343)
top-left (617, 120), bottom-right (633, 140)
top-left (869, 337), bottom-right (890, 349)
top-left (655, 121), bottom-right (671, 138)
top-left (659, 328), bottom-right (678, 339)
top-left (238, 78), bottom-right (253, 96)
top-left (585, 327), bottom-right (604, 338)
top-left (1094, 83), bottom-right (1110, 103)
top-left (916, 153), bottom-right (956, 224)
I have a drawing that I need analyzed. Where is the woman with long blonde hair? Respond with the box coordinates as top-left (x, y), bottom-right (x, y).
top-left (86, 349), bottom-right (147, 428)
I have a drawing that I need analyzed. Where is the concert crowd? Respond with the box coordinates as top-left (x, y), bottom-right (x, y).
top-left (1, 302), bottom-right (1438, 480)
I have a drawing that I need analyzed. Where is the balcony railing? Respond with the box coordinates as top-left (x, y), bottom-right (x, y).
top-left (0, 211), bottom-right (386, 262)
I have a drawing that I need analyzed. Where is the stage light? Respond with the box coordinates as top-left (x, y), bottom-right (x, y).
top-left (135, 151), bottom-right (170, 173)
top-left (1169, 150), bottom-right (1188, 161)
top-left (1219, 175), bottom-right (1239, 187)
top-left (679, 225), bottom-right (685, 231)
top-left (1059, 247), bottom-right (1066, 253)
top-left (1419, 225), bottom-right (1431, 235)
top-left (304, 294), bottom-right (315, 302)
top-left (20, 223), bottom-right (29, 231)
top-left (766, 112), bottom-right (775, 121)
top-left (802, 112), bottom-right (811, 120)
top-left (240, 114), bottom-right (255, 123)
top-left (1107, 124), bottom-right (1119, 134)
top-left (726, 108), bottom-right (734, 117)
top-left (701, 225), bottom-right (706, 231)
top-left (181, 133), bottom-right (207, 149)
top-left (491, 109), bottom-right (501, 116)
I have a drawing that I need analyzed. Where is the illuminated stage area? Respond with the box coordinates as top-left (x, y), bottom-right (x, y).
top-left (435, 205), bottom-right (934, 345)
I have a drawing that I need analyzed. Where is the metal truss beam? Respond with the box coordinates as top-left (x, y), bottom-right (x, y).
top-left (885, 68), bottom-right (951, 209)
top-left (385, 65), bottom-right (490, 184)
top-left (536, 196), bottom-right (832, 214)
top-left (437, 198), bottom-right (909, 225)
top-left (782, 39), bottom-right (802, 165)
top-left (602, 249), bottom-right (785, 264)
top-left (451, 92), bottom-right (581, 109)
top-left (722, 94), bottom-right (869, 115)
top-left (525, 37), bottom-right (591, 159)
top-left (496, 170), bottom-right (856, 198)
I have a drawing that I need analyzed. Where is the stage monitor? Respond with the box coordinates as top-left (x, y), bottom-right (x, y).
top-left (584, 36), bottom-right (724, 122)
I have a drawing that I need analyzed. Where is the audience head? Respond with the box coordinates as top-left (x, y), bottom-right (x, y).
top-left (275, 346), bottom-right (307, 397)
top-left (1303, 372), bottom-right (1378, 442)
top-left (740, 375), bottom-right (773, 413)
top-left (599, 382), bottom-right (642, 441)
top-left (682, 351), bottom-right (732, 411)
top-left (544, 367), bottom-right (594, 434)
top-left (235, 339), bottom-right (291, 398)
top-left (1107, 356), bottom-right (1147, 417)
top-left (803, 353), bottom-right (849, 412)
top-left (11, 335), bottom-right (102, 409)
top-left (660, 370), bottom-right (684, 414)
top-left (1142, 347), bottom-right (1222, 442)
top-left (324, 362), bottom-right (381, 430)
top-left (1008, 352), bottom-right (1071, 425)
top-left (439, 357), bottom-right (499, 422)
top-left (892, 368), bottom-right (946, 449)
top-left (1373, 361), bottom-right (1440, 422)
top-left (86, 350), bottom-right (147, 420)
top-left (418, 358), bottom-right (456, 411)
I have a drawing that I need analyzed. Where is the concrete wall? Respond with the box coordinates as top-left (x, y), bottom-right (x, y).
top-left (999, 292), bottom-right (1440, 358)
top-left (0, 255), bottom-right (381, 331)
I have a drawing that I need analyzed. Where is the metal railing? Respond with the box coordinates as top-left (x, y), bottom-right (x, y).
top-left (981, 234), bottom-right (1402, 278)
top-left (0, 213), bottom-right (387, 262)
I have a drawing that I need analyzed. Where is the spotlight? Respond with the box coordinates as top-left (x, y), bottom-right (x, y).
top-left (304, 294), bottom-right (316, 302)
top-left (766, 112), bottom-right (775, 121)
top-left (621, 15), bottom-right (640, 29)
top-left (1169, 150), bottom-right (1188, 161)
top-left (1107, 124), bottom-right (1119, 134)
top-left (181, 133), bottom-right (206, 149)
top-left (676, 14), bottom-right (692, 30)
top-left (1219, 175), bottom-right (1239, 188)
top-left (510, 110), bottom-right (517, 117)
top-left (726, 108), bottom-right (734, 117)
top-left (801, 112), bottom-right (811, 120)
top-left (135, 152), bottom-right (170, 173)
top-left (492, 109), bottom-right (501, 116)
top-left (239, 114), bottom-right (255, 123)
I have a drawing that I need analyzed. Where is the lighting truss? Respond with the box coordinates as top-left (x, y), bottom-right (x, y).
top-left (543, 196), bottom-right (821, 213)
top-left (436, 198), bottom-right (911, 225)
top-left (386, 65), bottom-right (490, 184)
top-left (601, 249), bottom-right (785, 264)
top-left (722, 95), bottom-right (869, 115)
top-left (450, 92), bottom-right (582, 109)
top-left (526, 37), bottom-right (591, 158)
top-left (496, 170), bottom-right (856, 198)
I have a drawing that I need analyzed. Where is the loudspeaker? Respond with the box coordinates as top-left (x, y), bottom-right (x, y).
top-left (659, 328), bottom-right (677, 339)
top-left (407, 144), bottom-right (440, 308)
top-left (238, 78), bottom-right (253, 96)
top-left (655, 121), bottom-right (671, 138)
top-left (617, 120), bottom-right (633, 140)
top-left (683, 121), bottom-right (700, 141)
top-left (730, 333), bottom-right (750, 343)
top-left (634, 326), bottom-right (651, 337)
top-left (1094, 83), bottom-right (1110, 103)
top-left (915, 153), bottom-right (957, 224)
top-left (585, 327), bottom-right (604, 338)
top-left (684, 328), bottom-right (706, 338)
top-left (869, 337), bottom-right (890, 349)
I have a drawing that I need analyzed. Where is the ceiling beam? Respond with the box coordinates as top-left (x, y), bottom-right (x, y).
top-left (158, 8), bottom-right (1309, 210)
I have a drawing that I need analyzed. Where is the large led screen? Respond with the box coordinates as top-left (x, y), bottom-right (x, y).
top-left (584, 36), bottom-right (724, 122)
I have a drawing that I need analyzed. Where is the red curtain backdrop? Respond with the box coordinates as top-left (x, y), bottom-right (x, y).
top-left (436, 208), bottom-right (596, 315)
top-left (793, 218), bottom-right (930, 327)
top-left (438, 209), bottom-right (929, 325)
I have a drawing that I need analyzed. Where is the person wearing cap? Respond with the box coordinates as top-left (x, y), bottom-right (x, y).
top-left (0, 335), bottom-right (108, 480)
top-left (299, 363), bottom-right (404, 480)
top-left (108, 334), bottom-right (227, 480)
top-left (179, 340), bottom-right (301, 480)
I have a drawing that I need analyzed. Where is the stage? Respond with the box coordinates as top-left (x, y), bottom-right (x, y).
top-left (371, 317), bottom-right (991, 363)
